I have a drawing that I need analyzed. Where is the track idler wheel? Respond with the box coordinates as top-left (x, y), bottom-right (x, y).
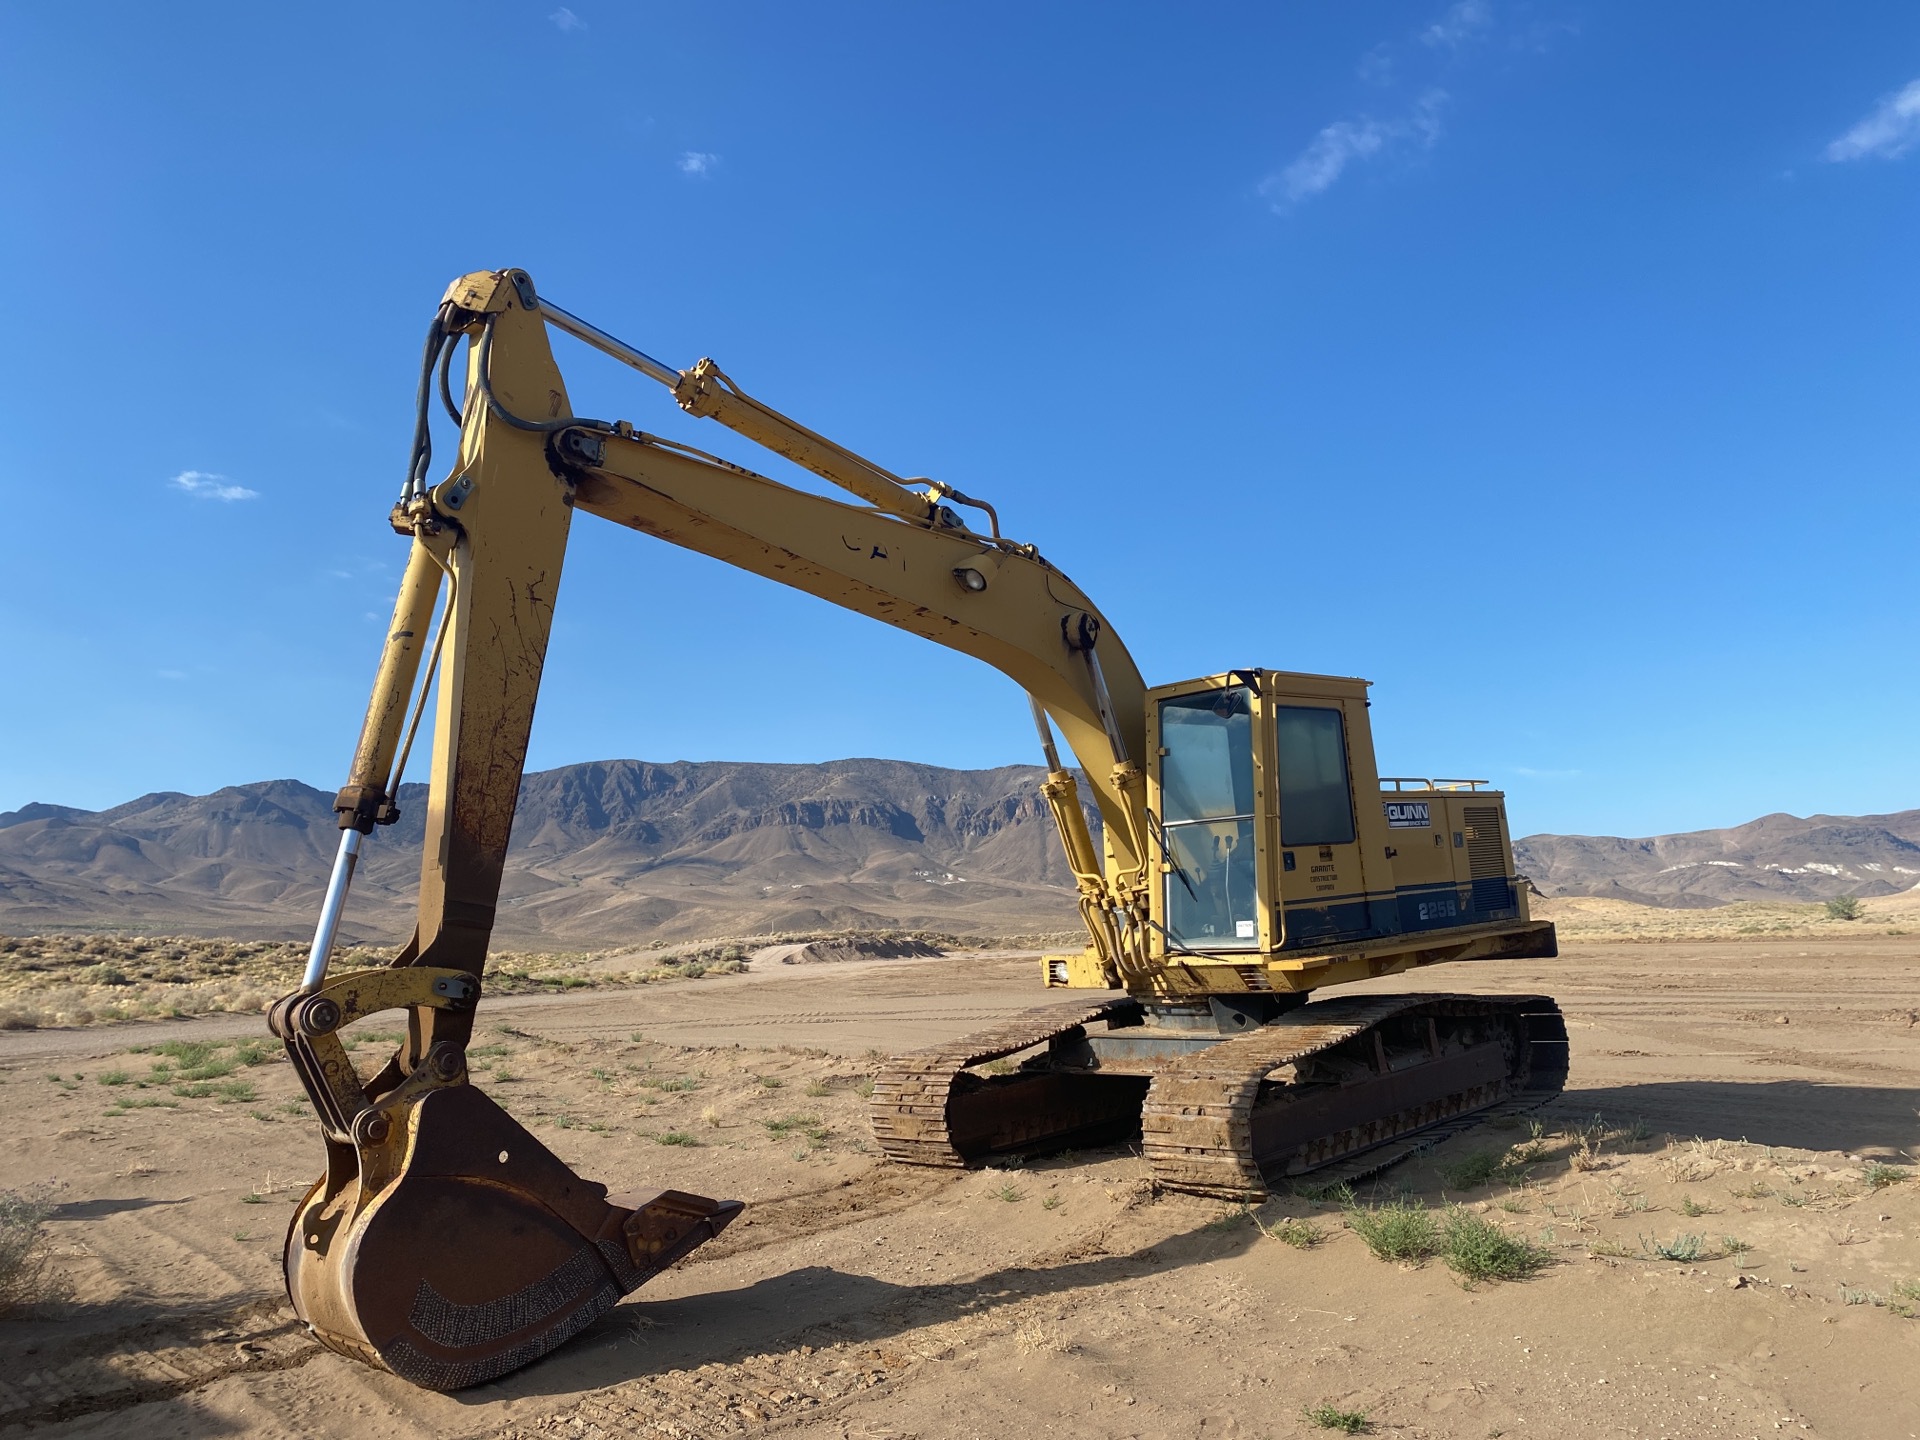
top-left (284, 1084), bottom-right (740, 1390)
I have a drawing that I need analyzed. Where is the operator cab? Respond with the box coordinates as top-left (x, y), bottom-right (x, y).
top-left (1145, 670), bottom-right (1524, 962)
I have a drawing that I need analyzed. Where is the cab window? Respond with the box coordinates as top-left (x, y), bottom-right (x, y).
top-left (1274, 706), bottom-right (1355, 846)
top-left (1158, 688), bottom-right (1257, 950)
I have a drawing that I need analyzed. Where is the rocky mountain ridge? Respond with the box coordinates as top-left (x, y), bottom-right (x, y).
top-left (1513, 808), bottom-right (1920, 909)
top-left (0, 758), bottom-right (1087, 944)
top-left (1, 759), bottom-right (1912, 940)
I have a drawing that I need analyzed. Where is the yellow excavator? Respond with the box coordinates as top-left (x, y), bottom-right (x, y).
top-left (274, 268), bottom-right (1562, 1389)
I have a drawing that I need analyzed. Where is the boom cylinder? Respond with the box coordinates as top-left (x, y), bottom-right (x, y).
top-left (334, 534), bottom-right (449, 831)
top-left (533, 291), bottom-right (931, 524)
top-left (306, 532), bottom-right (448, 991)
top-left (671, 359), bottom-right (934, 523)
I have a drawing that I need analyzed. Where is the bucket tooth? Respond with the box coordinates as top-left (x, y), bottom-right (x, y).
top-left (285, 1084), bottom-right (738, 1390)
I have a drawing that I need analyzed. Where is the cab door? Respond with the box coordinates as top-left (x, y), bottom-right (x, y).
top-left (1269, 698), bottom-right (1374, 946)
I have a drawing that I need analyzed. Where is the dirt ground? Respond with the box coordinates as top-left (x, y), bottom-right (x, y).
top-left (2, 934), bottom-right (1917, 1440)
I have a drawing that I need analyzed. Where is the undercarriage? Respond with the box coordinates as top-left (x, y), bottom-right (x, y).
top-left (871, 993), bottom-right (1568, 1199)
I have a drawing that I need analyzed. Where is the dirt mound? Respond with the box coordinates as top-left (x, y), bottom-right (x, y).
top-left (778, 937), bottom-right (945, 965)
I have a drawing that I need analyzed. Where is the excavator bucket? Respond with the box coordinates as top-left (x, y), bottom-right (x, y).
top-left (273, 974), bottom-right (740, 1390)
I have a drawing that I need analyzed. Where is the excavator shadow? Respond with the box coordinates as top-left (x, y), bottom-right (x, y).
top-left (461, 1081), bottom-right (1920, 1401)
top-left (448, 1211), bottom-right (1264, 1403)
top-left (1539, 1080), bottom-right (1919, 1157)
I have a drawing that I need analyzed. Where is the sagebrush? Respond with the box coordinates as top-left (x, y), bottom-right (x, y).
top-left (0, 1190), bottom-right (60, 1313)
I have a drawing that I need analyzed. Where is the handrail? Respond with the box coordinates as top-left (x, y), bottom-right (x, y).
top-left (1379, 776), bottom-right (1491, 792)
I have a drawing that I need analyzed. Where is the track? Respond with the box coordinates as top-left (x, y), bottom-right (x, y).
top-left (870, 992), bottom-right (1568, 1202)
top-left (1140, 994), bottom-right (1568, 1199)
top-left (869, 996), bottom-right (1144, 1166)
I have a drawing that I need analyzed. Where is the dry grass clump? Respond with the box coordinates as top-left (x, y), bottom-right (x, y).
top-left (0, 931), bottom-right (769, 1029)
top-left (1658, 1137), bottom-right (1744, 1185)
top-left (0, 920), bottom-right (1087, 1030)
top-left (1560, 1112), bottom-right (1654, 1172)
top-left (0, 1189), bottom-right (62, 1314)
top-left (1535, 896), bottom-right (1890, 942)
top-left (1259, 1215), bottom-right (1325, 1248)
top-left (0, 934), bottom-right (351, 1030)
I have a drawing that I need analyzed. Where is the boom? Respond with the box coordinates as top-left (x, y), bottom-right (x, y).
top-left (319, 268), bottom-right (1159, 1003)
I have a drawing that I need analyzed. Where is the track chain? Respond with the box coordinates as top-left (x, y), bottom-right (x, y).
top-left (1141, 994), bottom-right (1566, 1201)
top-left (868, 996), bottom-right (1140, 1165)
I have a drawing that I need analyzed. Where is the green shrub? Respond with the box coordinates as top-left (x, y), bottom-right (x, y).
top-left (1345, 1200), bottom-right (1438, 1263)
top-left (1643, 1232), bottom-right (1705, 1261)
top-left (1303, 1403), bottom-right (1370, 1433)
top-left (763, 1113), bottom-right (821, 1135)
top-left (1441, 1207), bottom-right (1552, 1282)
top-left (1825, 895), bottom-right (1864, 921)
top-left (1438, 1148), bottom-right (1531, 1191)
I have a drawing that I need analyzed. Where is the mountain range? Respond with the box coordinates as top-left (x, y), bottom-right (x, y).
top-left (1511, 809), bottom-right (1920, 909)
top-left (0, 759), bottom-right (1085, 945)
top-left (0, 760), bottom-right (1913, 941)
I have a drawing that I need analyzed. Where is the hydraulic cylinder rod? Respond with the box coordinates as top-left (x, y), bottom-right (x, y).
top-left (536, 294), bottom-right (933, 524)
top-left (302, 829), bottom-right (362, 991)
top-left (538, 299), bottom-right (679, 388)
top-left (305, 532), bottom-right (450, 990)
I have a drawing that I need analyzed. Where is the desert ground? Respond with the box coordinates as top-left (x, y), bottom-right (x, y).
top-left (2, 928), bottom-right (1917, 1439)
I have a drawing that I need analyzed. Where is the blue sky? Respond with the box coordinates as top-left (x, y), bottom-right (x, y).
top-left (1, 2), bottom-right (1914, 839)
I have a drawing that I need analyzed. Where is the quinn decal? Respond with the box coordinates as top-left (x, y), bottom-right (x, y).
top-left (1384, 800), bottom-right (1432, 829)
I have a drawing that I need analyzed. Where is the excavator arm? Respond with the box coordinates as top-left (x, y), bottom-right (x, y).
top-left (314, 269), bottom-right (1165, 1005)
top-left (272, 268), bottom-right (1164, 1388)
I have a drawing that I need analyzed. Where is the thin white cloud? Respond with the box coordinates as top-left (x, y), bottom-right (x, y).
top-left (548, 7), bottom-right (585, 33)
top-left (1513, 766), bottom-right (1583, 779)
top-left (156, 669), bottom-right (187, 681)
top-left (1261, 89), bottom-right (1447, 208)
top-left (1825, 78), bottom-right (1920, 163)
top-left (678, 151), bottom-right (719, 177)
top-left (1272, 119), bottom-right (1392, 202)
top-left (1422, 0), bottom-right (1491, 49)
top-left (1356, 45), bottom-right (1394, 86)
top-left (169, 470), bottom-right (258, 502)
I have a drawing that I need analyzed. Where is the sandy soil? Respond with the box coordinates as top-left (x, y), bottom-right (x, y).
top-left (2, 935), bottom-right (1917, 1439)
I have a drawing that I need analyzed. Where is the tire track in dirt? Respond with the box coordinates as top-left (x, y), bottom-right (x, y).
top-left (0, 1298), bottom-right (318, 1430)
top-left (491, 1179), bottom-right (1162, 1439)
top-left (0, 1166), bottom-right (963, 1432)
top-left (691, 1166), bottom-right (961, 1266)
